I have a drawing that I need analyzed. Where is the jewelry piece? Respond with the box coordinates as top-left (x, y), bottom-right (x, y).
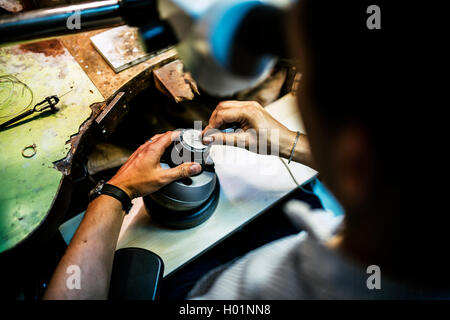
top-left (22, 143), bottom-right (37, 158)
top-left (288, 131), bottom-right (301, 164)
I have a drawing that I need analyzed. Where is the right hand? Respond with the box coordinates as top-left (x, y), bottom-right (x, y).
top-left (108, 131), bottom-right (202, 199)
top-left (202, 100), bottom-right (299, 158)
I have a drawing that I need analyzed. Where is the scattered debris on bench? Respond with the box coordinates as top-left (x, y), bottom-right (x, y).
top-left (153, 60), bottom-right (200, 103)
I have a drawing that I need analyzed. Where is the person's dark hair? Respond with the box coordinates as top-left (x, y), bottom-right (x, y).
top-left (296, 1), bottom-right (447, 289)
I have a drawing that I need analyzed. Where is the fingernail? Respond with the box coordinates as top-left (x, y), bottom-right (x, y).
top-left (189, 163), bottom-right (202, 175)
top-left (203, 136), bottom-right (214, 144)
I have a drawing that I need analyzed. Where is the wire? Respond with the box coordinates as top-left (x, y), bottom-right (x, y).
top-left (278, 156), bottom-right (316, 195)
top-left (0, 75), bottom-right (13, 107)
top-left (0, 74), bottom-right (34, 119)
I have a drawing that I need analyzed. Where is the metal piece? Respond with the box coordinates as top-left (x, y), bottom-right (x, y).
top-left (145, 180), bottom-right (220, 229)
top-left (181, 129), bottom-right (207, 151)
top-left (58, 88), bottom-right (74, 99)
top-left (0, 95), bottom-right (60, 130)
top-left (90, 26), bottom-right (152, 73)
top-left (149, 162), bottom-right (216, 211)
top-left (0, 0), bottom-right (123, 43)
top-left (171, 129), bottom-right (210, 166)
top-left (21, 143), bottom-right (37, 158)
top-left (0, 0), bottom-right (291, 97)
top-left (0, 88), bottom-right (72, 130)
top-left (153, 59), bottom-right (199, 103)
top-left (33, 95), bottom-right (60, 112)
top-left (0, 0), bottom-right (166, 46)
top-left (147, 129), bottom-right (216, 214)
top-left (95, 92), bottom-right (127, 138)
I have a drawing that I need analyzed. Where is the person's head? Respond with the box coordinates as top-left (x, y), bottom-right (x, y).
top-left (286, 1), bottom-right (445, 288)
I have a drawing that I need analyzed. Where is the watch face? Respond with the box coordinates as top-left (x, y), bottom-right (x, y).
top-left (181, 129), bottom-right (208, 152)
top-left (89, 180), bottom-right (105, 199)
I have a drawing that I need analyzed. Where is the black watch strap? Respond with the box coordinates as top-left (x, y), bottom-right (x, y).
top-left (90, 181), bottom-right (133, 213)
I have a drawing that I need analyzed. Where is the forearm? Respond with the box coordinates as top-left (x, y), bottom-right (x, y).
top-left (280, 130), bottom-right (316, 170)
top-left (44, 195), bottom-right (125, 300)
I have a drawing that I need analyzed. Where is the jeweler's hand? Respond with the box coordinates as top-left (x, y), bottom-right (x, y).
top-left (108, 131), bottom-right (202, 199)
top-left (202, 100), bottom-right (299, 158)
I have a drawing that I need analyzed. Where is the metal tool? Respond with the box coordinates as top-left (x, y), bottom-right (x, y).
top-left (0, 0), bottom-right (175, 55)
top-left (0, 89), bottom-right (72, 130)
top-left (0, 0), bottom-right (291, 96)
top-left (144, 129), bottom-right (219, 229)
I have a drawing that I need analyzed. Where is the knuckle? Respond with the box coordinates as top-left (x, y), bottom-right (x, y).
top-left (142, 144), bottom-right (153, 153)
top-left (209, 110), bottom-right (218, 123)
top-left (244, 104), bottom-right (253, 112)
top-left (217, 101), bottom-right (227, 109)
top-left (250, 101), bottom-right (261, 108)
top-left (180, 165), bottom-right (189, 177)
top-left (216, 110), bottom-right (226, 121)
top-left (244, 106), bottom-right (256, 117)
top-left (156, 174), bottom-right (167, 186)
top-left (248, 103), bottom-right (262, 116)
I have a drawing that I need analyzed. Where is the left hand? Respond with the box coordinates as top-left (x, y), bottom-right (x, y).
top-left (108, 131), bottom-right (202, 199)
top-left (202, 100), bottom-right (298, 158)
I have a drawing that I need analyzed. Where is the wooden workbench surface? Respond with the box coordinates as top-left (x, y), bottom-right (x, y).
top-left (0, 40), bottom-right (103, 252)
top-left (0, 29), bottom-right (177, 253)
top-left (60, 29), bottom-right (177, 100)
top-left (59, 94), bottom-right (316, 276)
top-left (60, 95), bottom-right (317, 276)
top-left (116, 94), bottom-right (316, 276)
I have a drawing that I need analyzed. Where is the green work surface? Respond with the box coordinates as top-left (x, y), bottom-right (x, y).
top-left (0, 40), bottom-right (103, 253)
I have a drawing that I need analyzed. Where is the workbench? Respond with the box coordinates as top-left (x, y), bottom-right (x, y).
top-left (0, 29), bottom-right (176, 253)
top-left (60, 94), bottom-right (317, 277)
top-left (1, 27), bottom-right (316, 277)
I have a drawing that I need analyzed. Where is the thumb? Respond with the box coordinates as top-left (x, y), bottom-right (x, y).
top-left (163, 162), bottom-right (202, 182)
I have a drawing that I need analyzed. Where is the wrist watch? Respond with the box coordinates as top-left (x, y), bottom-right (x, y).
top-left (88, 180), bottom-right (133, 213)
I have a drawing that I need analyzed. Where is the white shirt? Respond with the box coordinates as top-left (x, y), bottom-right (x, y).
top-left (188, 200), bottom-right (447, 299)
